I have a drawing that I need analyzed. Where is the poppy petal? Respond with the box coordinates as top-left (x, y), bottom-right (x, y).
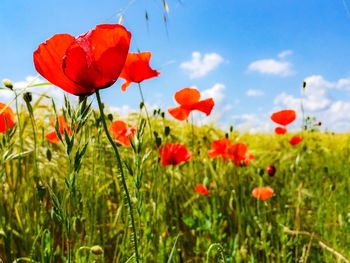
top-left (192, 98), bottom-right (215, 116)
top-left (174, 88), bottom-right (201, 106)
top-left (86, 24), bottom-right (131, 87)
top-left (0, 103), bottom-right (15, 133)
top-left (252, 186), bottom-right (274, 201)
top-left (168, 106), bottom-right (191, 121)
top-left (33, 34), bottom-right (88, 95)
top-left (46, 130), bottom-right (60, 143)
top-left (275, 126), bottom-right (287, 135)
top-left (271, 110), bottom-right (296, 126)
top-left (120, 52), bottom-right (160, 85)
top-left (289, 135), bottom-right (303, 146)
top-left (121, 81), bottom-right (132, 92)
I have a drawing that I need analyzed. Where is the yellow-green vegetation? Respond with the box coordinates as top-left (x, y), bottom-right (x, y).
top-left (0, 93), bottom-right (350, 262)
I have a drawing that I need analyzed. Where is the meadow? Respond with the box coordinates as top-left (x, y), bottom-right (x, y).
top-left (0, 23), bottom-right (350, 263)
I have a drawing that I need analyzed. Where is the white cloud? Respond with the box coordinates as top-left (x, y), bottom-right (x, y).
top-left (274, 74), bottom-right (350, 132)
top-left (246, 89), bottom-right (264, 97)
top-left (232, 114), bottom-right (272, 133)
top-left (180, 51), bottom-right (224, 79)
top-left (0, 75), bottom-right (65, 106)
top-left (248, 50), bottom-right (294, 76)
top-left (202, 83), bottom-right (225, 103)
top-left (248, 59), bottom-right (293, 76)
top-left (278, 50), bottom-right (293, 59)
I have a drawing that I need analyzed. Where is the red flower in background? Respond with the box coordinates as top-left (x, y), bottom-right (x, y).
top-left (252, 186), bottom-right (274, 201)
top-left (271, 110), bottom-right (296, 126)
top-left (46, 115), bottom-right (72, 143)
top-left (194, 184), bottom-right (209, 195)
top-left (34, 24), bottom-right (131, 95)
top-left (120, 52), bottom-right (160, 91)
top-left (168, 88), bottom-right (214, 121)
top-left (109, 120), bottom-right (136, 147)
top-left (207, 138), bottom-right (231, 160)
top-left (208, 138), bottom-right (253, 166)
top-left (0, 103), bottom-right (15, 133)
top-left (289, 135), bottom-right (303, 146)
top-left (274, 126), bottom-right (287, 135)
top-left (159, 143), bottom-right (191, 166)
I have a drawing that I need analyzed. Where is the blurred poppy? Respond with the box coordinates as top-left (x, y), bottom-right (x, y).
top-left (274, 126), bottom-right (287, 135)
top-left (168, 88), bottom-right (214, 121)
top-left (159, 143), bottom-right (191, 166)
top-left (46, 115), bottom-right (72, 143)
top-left (252, 186), bottom-right (274, 201)
top-left (207, 138), bottom-right (231, 160)
top-left (120, 52), bottom-right (160, 91)
top-left (227, 143), bottom-right (248, 166)
top-left (109, 120), bottom-right (135, 147)
top-left (0, 102), bottom-right (15, 133)
top-left (266, 165), bottom-right (276, 177)
top-left (194, 184), bottom-right (209, 195)
top-left (34, 24), bottom-right (131, 96)
top-left (289, 135), bottom-right (303, 146)
top-left (244, 152), bottom-right (255, 166)
top-left (271, 110), bottom-right (296, 126)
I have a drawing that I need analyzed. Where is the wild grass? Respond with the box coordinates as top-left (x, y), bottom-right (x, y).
top-left (0, 92), bottom-right (350, 262)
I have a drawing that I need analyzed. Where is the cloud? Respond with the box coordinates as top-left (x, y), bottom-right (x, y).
top-left (0, 75), bottom-right (65, 106)
top-left (278, 50), bottom-right (293, 59)
top-left (274, 74), bottom-right (350, 132)
top-left (202, 83), bottom-right (225, 103)
top-left (246, 89), bottom-right (264, 97)
top-left (248, 50), bottom-right (294, 76)
top-left (232, 114), bottom-right (272, 133)
top-left (180, 51), bottom-right (224, 79)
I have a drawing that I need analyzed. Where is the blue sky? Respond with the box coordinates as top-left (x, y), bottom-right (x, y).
top-left (1, 0), bottom-right (350, 132)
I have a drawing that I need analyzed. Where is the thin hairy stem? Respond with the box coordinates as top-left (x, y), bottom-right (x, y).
top-left (96, 90), bottom-right (139, 262)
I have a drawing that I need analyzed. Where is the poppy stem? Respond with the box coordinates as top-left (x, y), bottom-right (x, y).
top-left (95, 90), bottom-right (140, 262)
top-left (137, 83), bottom-right (153, 137)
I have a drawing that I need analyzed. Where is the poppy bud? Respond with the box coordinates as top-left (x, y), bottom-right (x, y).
top-left (107, 113), bottom-right (113, 122)
top-left (23, 92), bottom-right (32, 103)
top-left (266, 165), bottom-right (276, 177)
top-left (2, 79), bottom-right (13, 90)
top-left (90, 245), bottom-right (104, 255)
top-left (161, 112), bottom-right (165, 119)
top-left (164, 126), bottom-right (170, 136)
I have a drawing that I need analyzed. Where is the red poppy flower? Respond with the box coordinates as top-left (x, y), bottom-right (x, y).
top-left (158, 143), bottom-right (192, 166)
top-left (252, 186), bottom-right (274, 201)
top-left (194, 184), bottom-right (209, 195)
top-left (168, 88), bottom-right (215, 121)
top-left (227, 143), bottom-right (249, 166)
top-left (271, 110), bottom-right (296, 126)
top-left (274, 126), bottom-right (287, 135)
top-left (244, 152), bottom-right (255, 166)
top-left (289, 135), bottom-right (303, 146)
top-left (109, 120), bottom-right (136, 147)
top-left (0, 102), bottom-right (15, 133)
top-left (207, 138), bottom-right (231, 160)
top-left (119, 52), bottom-right (160, 91)
top-left (46, 115), bottom-right (72, 143)
top-left (34, 24), bottom-right (131, 96)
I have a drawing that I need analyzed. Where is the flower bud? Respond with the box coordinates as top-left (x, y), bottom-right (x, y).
top-left (90, 245), bottom-right (104, 255)
top-left (266, 165), bottom-right (276, 177)
top-left (2, 79), bottom-right (13, 90)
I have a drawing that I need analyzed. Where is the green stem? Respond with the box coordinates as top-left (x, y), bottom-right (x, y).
top-left (137, 83), bottom-right (153, 136)
top-left (95, 90), bottom-right (139, 262)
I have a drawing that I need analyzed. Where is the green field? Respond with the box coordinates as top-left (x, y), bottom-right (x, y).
top-left (0, 92), bottom-right (349, 262)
